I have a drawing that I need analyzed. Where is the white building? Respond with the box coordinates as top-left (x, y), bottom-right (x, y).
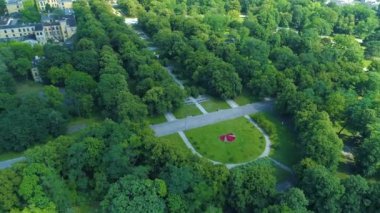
top-left (5, 0), bottom-right (24, 14)
top-left (36, 0), bottom-right (74, 11)
top-left (0, 15), bottom-right (76, 44)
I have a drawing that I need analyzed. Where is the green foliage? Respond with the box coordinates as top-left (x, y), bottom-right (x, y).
top-left (118, 0), bottom-right (143, 17)
top-left (65, 71), bottom-right (96, 117)
top-left (300, 166), bottom-right (344, 213)
top-left (228, 159), bottom-right (276, 211)
top-left (340, 175), bottom-right (369, 212)
top-left (0, 0), bottom-right (5, 16)
top-left (101, 176), bottom-right (166, 212)
top-left (20, 0), bottom-right (41, 23)
top-left (355, 131), bottom-right (380, 177)
top-left (0, 94), bottom-right (67, 152)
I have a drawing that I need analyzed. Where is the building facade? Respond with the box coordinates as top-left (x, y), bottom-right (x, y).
top-left (6, 0), bottom-right (24, 14)
top-left (0, 16), bottom-right (76, 44)
top-left (36, 0), bottom-right (74, 11)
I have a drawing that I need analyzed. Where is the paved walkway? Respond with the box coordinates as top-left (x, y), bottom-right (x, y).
top-left (0, 157), bottom-right (26, 170)
top-left (152, 101), bottom-right (273, 136)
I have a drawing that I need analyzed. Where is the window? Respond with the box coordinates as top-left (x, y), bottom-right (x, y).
top-left (18, 29), bottom-right (21, 32)
top-left (23, 28), bottom-right (25, 32)
top-left (11, 29), bottom-right (14, 33)
top-left (4, 30), bottom-right (6, 33)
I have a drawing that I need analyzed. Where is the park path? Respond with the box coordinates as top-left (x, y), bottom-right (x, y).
top-left (0, 157), bottom-right (26, 170)
top-left (151, 101), bottom-right (273, 136)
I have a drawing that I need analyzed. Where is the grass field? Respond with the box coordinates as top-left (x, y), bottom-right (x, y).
top-left (160, 133), bottom-right (190, 154)
top-left (0, 152), bottom-right (24, 161)
top-left (67, 117), bottom-right (102, 134)
top-left (233, 91), bottom-right (260, 106)
top-left (147, 114), bottom-right (167, 124)
top-left (173, 104), bottom-right (202, 119)
top-left (185, 117), bottom-right (265, 163)
top-left (200, 97), bottom-right (230, 112)
top-left (16, 81), bottom-right (44, 97)
top-left (251, 112), bottom-right (300, 166)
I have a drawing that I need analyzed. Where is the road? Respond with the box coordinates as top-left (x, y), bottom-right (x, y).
top-left (151, 101), bottom-right (274, 136)
top-left (0, 157), bottom-right (26, 170)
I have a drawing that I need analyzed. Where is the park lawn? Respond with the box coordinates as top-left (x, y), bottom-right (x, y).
top-left (233, 91), bottom-right (260, 106)
top-left (200, 97), bottom-right (230, 112)
top-left (147, 114), bottom-right (167, 124)
top-left (0, 151), bottom-right (24, 161)
top-left (251, 112), bottom-right (300, 166)
top-left (160, 133), bottom-right (191, 154)
top-left (336, 155), bottom-right (354, 179)
top-left (173, 104), bottom-right (202, 119)
top-left (185, 117), bottom-right (265, 163)
top-left (67, 117), bottom-right (102, 134)
top-left (16, 81), bottom-right (44, 97)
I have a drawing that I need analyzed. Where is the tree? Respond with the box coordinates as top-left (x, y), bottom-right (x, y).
top-left (98, 74), bottom-right (129, 118)
top-left (0, 95), bottom-right (66, 151)
top-left (279, 188), bottom-right (309, 212)
top-left (228, 160), bottom-right (276, 211)
top-left (355, 132), bottom-right (380, 176)
top-left (269, 47), bottom-right (298, 71)
top-left (10, 58), bottom-right (32, 80)
top-left (0, 0), bottom-right (6, 16)
top-left (300, 166), bottom-right (344, 213)
top-left (20, 0), bottom-right (41, 23)
top-left (240, 37), bottom-right (270, 64)
top-left (0, 72), bottom-right (16, 94)
top-left (47, 64), bottom-right (74, 86)
top-left (299, 113), bottom-right (343, 170)
top-left (43, 85), bottom-right (64, 109)
top-left (65, 71), bottom-right (96, 117)
top-left (118, 0), bottom-right (143, 17)
top-left (116, 91), bottom-right (147, 122)
top-left (340, 175), bottom-right (369, 212)
top-left (0, 169), bottom-right (22, 212)
top-left (101, 176), bottom-right (167, 213)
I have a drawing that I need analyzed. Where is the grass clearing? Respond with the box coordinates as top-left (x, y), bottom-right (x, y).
top-left (173, 104), bottom-right (202, 119)
top-left (0, 151), bottom-right (24, 161)
top-left (200, 97), bottom-right (230, 112)
top-left (234, 91), bottom-right (260, 106)
top-left (67, 117), bottom-right (102, 134)
top-left (160, 133), bottom-right (190, 154)
top-left (185, 117), bottom-right (265, 163)
top-left (251, 112), bottom-right (300, 166)
top-left (147, 114), bottom-right (167, 124)
top-left (16, 81), bottom-right (44, 97)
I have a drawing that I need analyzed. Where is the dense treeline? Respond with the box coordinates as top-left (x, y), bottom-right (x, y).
top-left (83, 0), bottom-right (186, 115)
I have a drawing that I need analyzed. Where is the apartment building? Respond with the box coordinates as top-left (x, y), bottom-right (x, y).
top-left (36, 0), bottom-right (74, 11)
top-left (0, 15), bottom-right (76, 44)
top-left (6, 0), bottom-right (24, 14)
